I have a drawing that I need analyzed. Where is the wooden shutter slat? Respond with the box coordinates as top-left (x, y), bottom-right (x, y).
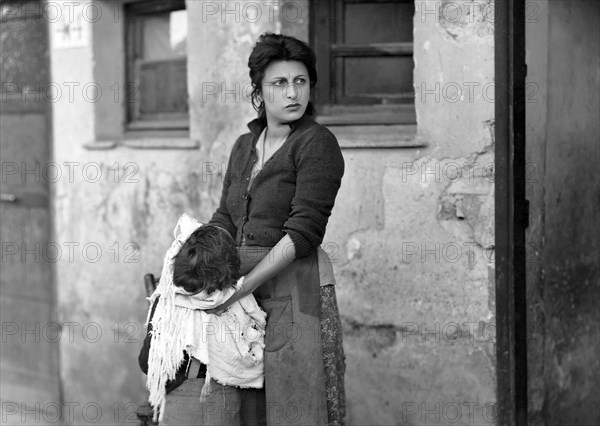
top-left (127, 0), bottom-right (185, 15)
top-left (331, 42), bottom-right (413, 57)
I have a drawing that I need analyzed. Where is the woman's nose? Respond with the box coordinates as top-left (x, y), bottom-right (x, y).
top-left (286, 84), bottom-right (298, 100)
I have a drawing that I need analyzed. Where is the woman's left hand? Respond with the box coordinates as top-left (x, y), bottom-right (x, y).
top-left (204, 289), bottom-right (242, 315)
top-left (204, 276), bottom-right (246, 315)
top-left (205, 304), bottom-right (229, 316)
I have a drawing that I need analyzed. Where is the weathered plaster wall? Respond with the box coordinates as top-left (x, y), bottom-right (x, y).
top-left (324, 2), bottom-right (496, 424)
top-left (187, 1), bottom-right (275, 223)
top-left (526, 1), bottom-right (600, 425)
top-left (49, 1), bottom-right (275, 424)
top-left (50, 1), bottom-right (495, 424)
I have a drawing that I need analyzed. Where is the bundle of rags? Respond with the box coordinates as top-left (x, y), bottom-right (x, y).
top-left (144, 213), bottom-right (266, 422)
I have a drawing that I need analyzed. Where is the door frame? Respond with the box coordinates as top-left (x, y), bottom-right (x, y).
top-left (495, 0), bottom-right (528, 424)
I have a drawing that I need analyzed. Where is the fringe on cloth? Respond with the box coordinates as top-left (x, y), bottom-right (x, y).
top-left (144, 213), bottom-right (201, 423)
top-left (143, 213), bottom-right (266, 422)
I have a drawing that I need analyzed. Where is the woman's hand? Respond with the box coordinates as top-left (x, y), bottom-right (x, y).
top-left (203, 277), bottom-right (245, 315)
top-left (204, 290), bottom-right (241, 315)
top-left (205, 235), bottom-right (297, 314)
top-left (204, 305), bottom-right (229, 316)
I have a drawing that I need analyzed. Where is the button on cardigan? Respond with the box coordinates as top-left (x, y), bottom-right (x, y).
top-left (209, 115), bottom-right (345, 258)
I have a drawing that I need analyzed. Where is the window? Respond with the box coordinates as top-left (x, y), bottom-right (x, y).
top-left (310, 0), bottom-right (416, 125)
top-left (125, 0), bottom-right (188, 133)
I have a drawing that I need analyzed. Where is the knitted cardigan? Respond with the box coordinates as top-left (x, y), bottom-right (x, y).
top-left (209, 115), bottom-right (345, 258)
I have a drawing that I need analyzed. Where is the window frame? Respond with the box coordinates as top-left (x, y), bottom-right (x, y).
top-left (310, 0), bottom-right (416, 125)
top-left (124, 0), bottom-right (189, 135)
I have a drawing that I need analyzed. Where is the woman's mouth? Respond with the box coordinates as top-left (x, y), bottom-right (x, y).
top-left (285, 103), bottom-right (301, 109)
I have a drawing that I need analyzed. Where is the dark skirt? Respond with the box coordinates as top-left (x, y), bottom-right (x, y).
top-left (238, 247), bottom-right (346, 426)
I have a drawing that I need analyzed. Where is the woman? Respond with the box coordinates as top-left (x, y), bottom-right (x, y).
top-left (207, 33), bottom-right (346, 426)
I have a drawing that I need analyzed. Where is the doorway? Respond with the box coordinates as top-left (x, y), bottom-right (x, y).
top-left (0, 0), bottom-right (61, 420)
top-left (496, 1), bottom-right (600, 425)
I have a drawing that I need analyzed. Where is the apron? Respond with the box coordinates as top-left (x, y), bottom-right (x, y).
top-left (238, 246), bottom-right (330, 426)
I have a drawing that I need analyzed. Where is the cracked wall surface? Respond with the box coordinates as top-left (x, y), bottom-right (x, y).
top-left (323, 2), bottom-right (496, 424)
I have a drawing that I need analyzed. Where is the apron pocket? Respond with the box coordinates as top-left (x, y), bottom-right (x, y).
top-left (261, 295), bottom-right (293, 352)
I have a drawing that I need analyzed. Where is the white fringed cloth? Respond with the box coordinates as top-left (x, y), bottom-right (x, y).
top-left (145, 213), bottom-right (266, 422)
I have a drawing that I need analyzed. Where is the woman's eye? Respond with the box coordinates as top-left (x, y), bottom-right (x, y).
top-left (294, 78), bottom-right (306, 85)
top-left (273, 80), bottom-right (285, 86)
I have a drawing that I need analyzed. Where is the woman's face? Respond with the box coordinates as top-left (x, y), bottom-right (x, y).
top-left (260, 60), bottom-right (310, 126)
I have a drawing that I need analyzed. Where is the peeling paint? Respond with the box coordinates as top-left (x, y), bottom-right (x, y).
top-left (438, 0), bottom-right (494, 42)
top-left (131, 175), bottom-right (151, 242)
top-left (346, 237), bottom-right (362, 261)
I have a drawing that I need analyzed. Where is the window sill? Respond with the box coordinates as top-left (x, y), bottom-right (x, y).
top-left (315, 104), bottom-right (416, 126)
top-left (85, 138), bottom-right (198, 150)
top-left (126, 118), bottom-right (189, 132)
top-left (83, 141), bottom-right (117, 150)
top-left (123, 138), bottom-right (198, 149)
top-left (326, 124), bottom-right (425, 149)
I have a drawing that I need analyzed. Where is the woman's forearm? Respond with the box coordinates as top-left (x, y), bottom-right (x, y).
top-left (238, 233), bottom-right (296, 297)
top-left (205, 234), bottom-right (296, 314)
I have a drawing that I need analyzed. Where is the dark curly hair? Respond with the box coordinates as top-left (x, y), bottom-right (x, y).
top-left (248, 32), bottom-right (317, 125)
top-left (172, 226), bottom-right (240, 294)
